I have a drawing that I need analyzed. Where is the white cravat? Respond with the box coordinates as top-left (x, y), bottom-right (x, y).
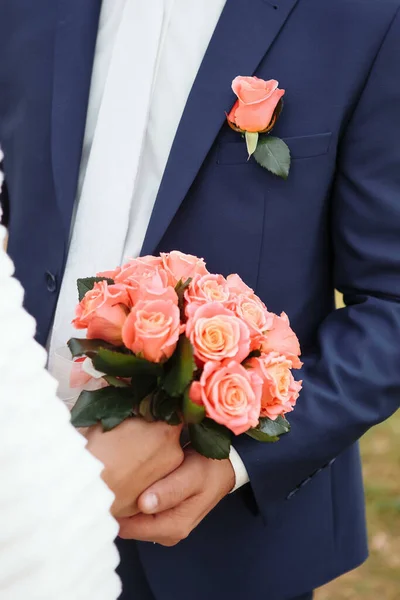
top-left (49, 0), bottom-right (227, 357)
top-left (49, 0), bottom-right (248, 490)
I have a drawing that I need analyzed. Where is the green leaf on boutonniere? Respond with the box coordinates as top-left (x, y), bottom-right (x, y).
top-left (92, 348), bottom-right (162, 378)
top-left (183, 388), bottom-right (205, 424)
top-left (245, 131), bottom-right (259, 159)
top-left (174, 278), bottom-right (192, 320)
top-left (68, 338), bottom-right (116, 358)
top-left (253, 136), bottom-right (291, 180)
top-left (77, 277), bottom-right (114, 302)
top-left (70, 387), bottom-right (136, 430)
top-left (246, 415), bottom-right (291, 442)
top-left (189, 419), bottom-right (232, 460)
top-left (162, 335), bottom-right (196, 397)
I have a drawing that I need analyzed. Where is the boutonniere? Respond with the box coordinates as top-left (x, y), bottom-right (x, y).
top-left (226, 76), bottom-right (290, 180)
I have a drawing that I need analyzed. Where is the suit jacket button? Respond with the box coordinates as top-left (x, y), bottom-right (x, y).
top-left (46, 271), bottom-right (57, 293)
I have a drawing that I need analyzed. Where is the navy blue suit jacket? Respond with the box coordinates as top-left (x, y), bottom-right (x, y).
top-left (1, 1), bottom-right (400, 598)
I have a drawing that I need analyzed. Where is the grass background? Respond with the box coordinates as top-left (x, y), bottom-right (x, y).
top-left (315, 294), bottom-right (400, 599)
top-left (316, 413), bottom-right (400, 599)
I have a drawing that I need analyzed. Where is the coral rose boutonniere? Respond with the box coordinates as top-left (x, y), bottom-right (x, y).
top-left (227, 76), bottom-right (290, 179)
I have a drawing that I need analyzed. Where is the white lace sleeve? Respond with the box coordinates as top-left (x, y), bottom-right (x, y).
top-left (0, 224), bottom-right (121, 600)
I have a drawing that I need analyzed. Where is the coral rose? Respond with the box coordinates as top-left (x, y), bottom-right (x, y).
top-left (96, 267), bottom-right (121, 279)
top-left (161, 251), bottom-right (208, 286)
top-left (72, 281), bottom-right (130, 345)
top-left (104, 257), bottom-right (177, 307)
top-left (190, 360), bottom-right (262, 435)
top-left (234, 294), bottom-right (274, 338)
top-left (226, 273), bottom-right (254, 297)
top-left (113, 256), bottom-right (163, 285)
top-left (122, 299), bottom-right (182, 363)
top-left (184, 273), bottom-right (231, 314)
top-left (186, 302), bottom-right (250, 364)
top-left (127, 269), bottom-right (178, 306)
top-left (85, 303), bottom-right (129, 345)
top-left (260, 312), bottom-right (302, 369)
top-left (247, 354), bottom-right (302, 420)
top-left (228, 76), bottom-right (285, 133)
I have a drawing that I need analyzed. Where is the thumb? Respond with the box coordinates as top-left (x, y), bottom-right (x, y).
top-left (138, 458), bottom-right (199, 514)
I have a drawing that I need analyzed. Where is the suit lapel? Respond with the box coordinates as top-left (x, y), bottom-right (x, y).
top-left (141, 0), bottom-right (299, 255)
top-left (51, 0), bottom-right (102, 236)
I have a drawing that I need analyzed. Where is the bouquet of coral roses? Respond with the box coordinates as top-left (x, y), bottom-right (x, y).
top-left (68, 251), bottom-right (302, 459)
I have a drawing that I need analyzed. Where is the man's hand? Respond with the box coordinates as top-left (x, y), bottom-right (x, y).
top-left (117, 449), bottom-right (235, 545)
top-left (84, 419), bottom-right (184, 519)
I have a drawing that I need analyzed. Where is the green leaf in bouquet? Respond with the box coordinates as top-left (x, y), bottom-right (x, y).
top-left (164, 414), bottom-right (182, 426)
top-left (246, 429), bottom-right (279, 443)
top-left (77, 277), bottom-right (115, 302)
top-left (101, 415), bottom-right (130, 431)
top-left (189, 419), bottom-right (232, 460)
top-left (151, 390), bottom-right (182, 425)
top-left (103, 375), bottom-right (130, 388)
top-left (131, 372), bottom-right (159, 405)
top-left (174, 277), bottom-right (192, 320)
top-left (139, 395), bottom-right (156, 422)
top-left (253, 136), bottom-right (291, 180)
top-left (164, 413), bottom-right (182, 426)
top-left (162, 335), bottom-right (196, 397)
top-left (68, 338), bottom-right (116, 359)
top-left (70, 387), bottom-right (135, 430)
top-left (263, 414), bottom-right (291, 435)
top-left (92, 348), bottom-right (162, 378)
top-left (246, 415), bottom-right (291, 442)
top-left (183, 388), bottom-right (205, 424)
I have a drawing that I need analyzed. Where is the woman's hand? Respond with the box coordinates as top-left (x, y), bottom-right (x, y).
top-left (84, 418), bottom-right (184, 518)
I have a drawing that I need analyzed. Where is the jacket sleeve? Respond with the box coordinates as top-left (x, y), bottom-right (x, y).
top-left (235, 6), bottom-right (400, 520)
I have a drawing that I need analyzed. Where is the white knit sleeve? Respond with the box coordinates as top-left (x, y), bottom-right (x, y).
top-left (0, 224), bottom-right (121, 600)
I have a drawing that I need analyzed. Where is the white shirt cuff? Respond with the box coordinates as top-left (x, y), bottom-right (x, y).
top-left (229, 446), bottom-right (250, 493)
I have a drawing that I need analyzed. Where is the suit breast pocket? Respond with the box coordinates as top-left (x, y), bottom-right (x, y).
top-left (216, 132), bottom-right (332, 165)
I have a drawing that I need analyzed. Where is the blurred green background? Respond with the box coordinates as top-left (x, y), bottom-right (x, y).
top-left (316, 294), bottom-right (400, 599)
top-left (316, 413), bottom-right (400, 599)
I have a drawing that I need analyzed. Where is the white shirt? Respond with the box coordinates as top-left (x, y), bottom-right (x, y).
top-left (49, 0), bottom-right (248, 490)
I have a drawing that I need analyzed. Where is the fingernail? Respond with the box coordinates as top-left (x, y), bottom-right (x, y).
top-left (142, 492), bottom-right (158, 513)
